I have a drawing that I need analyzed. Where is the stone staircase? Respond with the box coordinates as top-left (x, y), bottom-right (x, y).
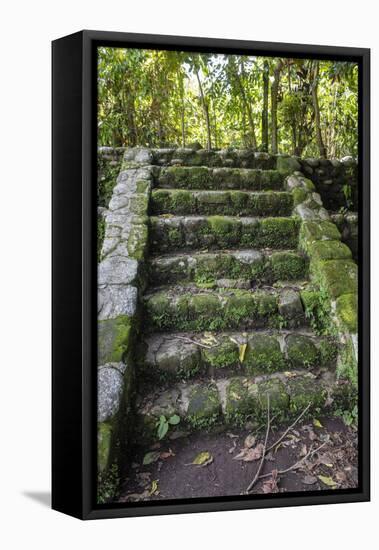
top-left (133, 159), bottom-right (339, 444)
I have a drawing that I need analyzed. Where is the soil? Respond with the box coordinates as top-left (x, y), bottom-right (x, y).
top-left (117, 416), bottom-right (358, 503)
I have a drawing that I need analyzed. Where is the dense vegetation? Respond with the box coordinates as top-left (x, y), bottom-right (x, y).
top-left (98, 47), bottom-right (358, 159)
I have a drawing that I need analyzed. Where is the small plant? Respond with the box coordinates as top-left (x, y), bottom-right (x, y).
top-left (156, 414), bottom-right (180, 440)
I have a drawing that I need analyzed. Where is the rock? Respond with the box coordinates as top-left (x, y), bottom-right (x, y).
top-left (98, 256), bottom-right (138, 285)
top-left (278, 289), bottom-right (304, 323)
top-left (98, 316), bottom-right (132, 365)
top-left (216, 278), bottom-right (251, 289)
top-left (277, 156), bottom-right (301, 174)
top-left (98, 284), bottom-right (138, 320)
top-left (97, 363), bottom-right (126, 422)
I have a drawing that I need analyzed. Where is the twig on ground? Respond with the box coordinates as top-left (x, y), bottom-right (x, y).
top-left (258, 441), bottom-right (327, 480)
top-left (246, 394), bottom-right (270, 494)
top-left (266, 402), bottom-right (312, 453)
top-left (175, 335), bottom-right (215, 349)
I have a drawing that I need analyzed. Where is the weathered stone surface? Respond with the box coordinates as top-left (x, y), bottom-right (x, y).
top-left (286, 334), bottom-right (319, 368)
top-left (98, 363), bottom-right (126, 422)
top-left (98, 256), bottom-right (138, 285)
top-left (98, 316), bottom-right (132, 365)
top-left (278, 289), bottom-right (304, 324)
top-left (98, 284), bottom-right (138, 320)
top-left (186, 384), bottom-right (221, 428)
top-left (98, 422), bottom-right (113, 473)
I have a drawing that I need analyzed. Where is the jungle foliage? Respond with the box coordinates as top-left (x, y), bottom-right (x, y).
top-left (98, 47), bottom-right (358, 159)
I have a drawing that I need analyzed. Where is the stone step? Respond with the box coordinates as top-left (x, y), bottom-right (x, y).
top-left (150, 215), bottom-right (299, 253)
top-left (148, 249), bottom-right (308, 286)
top-left (135, 370), bottom-right (339, 442)
top-left (143, 286), bottom-right (306, 332)
top-left (155, 166), bottom-right (283, 190)
top-left (152, 148), bottom-right (277, 169)
top-left (138, 330), bottom-right (337, 382)
top-left (150, 189), bottom-right (293, 217)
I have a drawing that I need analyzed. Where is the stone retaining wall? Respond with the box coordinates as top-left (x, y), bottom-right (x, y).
top-left (97, 148), bottom-right (153, 483)
top-left (284, 170), bottom-right (358, 391)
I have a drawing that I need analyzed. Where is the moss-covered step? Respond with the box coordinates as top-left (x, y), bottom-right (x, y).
top-left (155, 166), bottom-right (283, 190)
top-left (152, 148), bottom-right (277, 169)
top-left (150, 189), bottom-right (293, 217)
top-left (134, 371), bottom-right (334, 442)
top-left (148, 249), bottom-right (308, 286)
top-left (138, 330), bottom-right (337, 381)
top-left (150, 215), bottom-right (300, 253)
top-left (143, 287), bottom-right (306, 332)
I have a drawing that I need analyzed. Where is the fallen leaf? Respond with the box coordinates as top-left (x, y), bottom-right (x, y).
top-left (302, 475), bottom-right (318, 485)
top-left (244, 434), bottom-right (256, 448)
top-left (318, 475), bottom-right (337, 488)
top-left (234, 443), bottom-right (264, 462)
top-left (313, 419), bottom-right (323, 428)
top-left (191, 451), bottom-right (213, 466)
top-left (262, 470), bottom-right (279, 493)
top-left (299, 444), bottom-right (308, 457)
top-left (239, 343), bottom-right (247, 362)
top-left (160, 449), bottom-right (175, 459)
top-left (143, 451), bottom-right (161, 465)
top-left (149, 479), bottom-right (159, 495)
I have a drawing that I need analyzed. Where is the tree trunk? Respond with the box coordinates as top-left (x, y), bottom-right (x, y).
top-left (195, 70), bottom-right (212, 151)
top-left (261, 60), bottom-right (269, 151)
top-left (311, 61), bottom-right (327, 158)
top-left (271, 59), bottom-right (283, 154)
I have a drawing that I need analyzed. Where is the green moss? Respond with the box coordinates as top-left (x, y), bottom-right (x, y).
top-left (202, 340), bottom-right (239, 368)
top-left (225, 378), bottom-right (256, 426)
top-left (151, 189), bottom-right (196, 214)
top-left (309, 240), bottom-right (352, 261)
top-left (336, 336), bottom-right (358, 389)
top-left (287, 377), bottom-right (327, 414)
top-left (286, 334), bottom-right (319, 368)
top-left (276, 156), bottom-right (301, 174)
top-left (255, 217), bottom-right (299, 249)
top-left (129, 194), bottom-right (149, 216)
top-left (187, 384), bottom-right (221, 429)
top-left (292, 187), bottom-right (308, 206)
top-left (245, 334), bottom-right (285, 375)
top-left (144, 293), bottom-right (172, 329)
top-left (207, 216), bottom-right (241, 247)
top-left (312, 259), bottom-right (358, 299)
top-left (167, 227), bottom-right (183, 248)
top-left (300, 220), bottom-right (341, 252)
top-left (127, 223), bottom-right (148, 260)
top-left (300, 288), bottom-right (332, 334)
top-left (98, 315), bottom-right (132, 365)
top-left (159, 166), bottom-right (211, 188)
top-left (270, 251), bottom-right (308, 281)
top-left (136, 179), bottom-right (150, 193)
top-left (318, 338), bottom-right (338, 365)
top-left (257, 379), bottom-right (289, 417)
top-left (335, 293), bottom-right (358, 333)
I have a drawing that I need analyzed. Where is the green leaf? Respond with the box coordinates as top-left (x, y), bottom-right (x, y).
top-left (143, 451), bottom-right (161, 465)
top-left (168, 414), bottom-right (180, 425)
top-left (239, 343), bottom-right (247, 363)
top-left (313, 419), bottom-right (323, 428)
top-left (157, 420), bottom-right (169, 440)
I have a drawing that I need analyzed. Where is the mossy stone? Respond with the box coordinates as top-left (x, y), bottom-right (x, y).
top-left (127, 223), bottom-right (148, 260)
top-left (309, 240), bottom-right (352, 261)
top-left (257, 379), bottom-right (289, 415)
top-left (300, 220), bottom-right (341, 252)
top-left (287, 376), bottom-right (327, 413)
top-left (292, 187), bottom-right (309, 206)
top-left (313, 259), bottom-right (358, 299)
top-left (225, 378), bottom-right (257, 425)
top-left (270, 251), bottom-right (308, 281)
top-left (202, 339), bottom-right (239, 368)
top-left (335, 293), bottom-right (358, 333)
top-left (159, 166), bottom-right (211, 188)
top-left (98, 315), bottom-right (132, 365)
top-left (256, 217), bottom-right (299, 249)
top-left (286, 334), bottom-right (319, 368)
top-left (245, 334), bottom-right (285, 375)
top-left (276, 156), bottom-right (301, 174)
top-left (187, 384), bottom-right (221, 429)
top-left (207, 216), bottom-right (241, 247)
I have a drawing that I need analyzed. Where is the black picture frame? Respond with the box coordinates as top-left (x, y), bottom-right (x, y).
top-left (52, 29), bottom-right (370, 520)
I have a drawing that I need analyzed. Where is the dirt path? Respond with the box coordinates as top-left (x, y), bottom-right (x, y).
top-left (117, 416), bottom-right (358, 502)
